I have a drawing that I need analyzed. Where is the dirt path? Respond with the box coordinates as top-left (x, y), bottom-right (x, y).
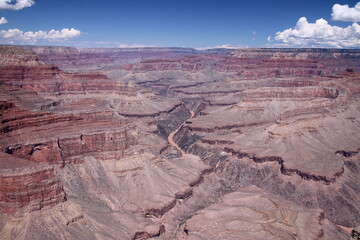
top-left (168, 110), bottom-right (195, 155)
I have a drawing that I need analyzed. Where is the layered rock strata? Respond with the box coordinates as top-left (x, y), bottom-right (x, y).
top-left (0, 152), bottom-right (65, 214)
top-left (0, 45), bottom-right (360, 239)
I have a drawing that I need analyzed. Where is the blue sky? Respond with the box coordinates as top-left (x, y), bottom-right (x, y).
top-left (0, 0), bottom-right (359, 48)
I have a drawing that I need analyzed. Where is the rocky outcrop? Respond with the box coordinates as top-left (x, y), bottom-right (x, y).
top-left (58, 129), bottom-right (137, 163)
top-left (0, 152), bottom-right (65, 214)
top-left (157, 104), bottom-right (191, 137)
top-left (3, 128), bottom-right (137, 165)
top-left (26, 46), bottom-right (199, 73)
top-left (122, 56), bottom-right (209, 72)
top-left (132, 225), bottom-right (165, 240)
top-left (121, 48), bottom-right (360, 77)
top-left (231, 48), bottom-right (360, 59)
top-left (179, 186), bottom-right (346, 240)
top-left (0, 65), bottom-right (131, 93)
top-left (0, 45), bottom-right (45, 66)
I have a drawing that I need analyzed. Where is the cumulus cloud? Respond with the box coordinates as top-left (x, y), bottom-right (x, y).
top-left (0, 17), bottom-right (7, 25)
top-left (272, 17), bottom-right (360, 48)
top-left (0, 0), bottom-right (34, 10)
top-left (0, 28), bottom-right (81, 44)
top-left (212, 44), bottom-right (235, 49)
top-left (332, 2), bottom-right (360, 22)
top-left (45, 28), bottom-right (81, 39)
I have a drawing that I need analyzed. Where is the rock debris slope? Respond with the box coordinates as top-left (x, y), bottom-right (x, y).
top-left (0, 45), bottom-right (359, 239)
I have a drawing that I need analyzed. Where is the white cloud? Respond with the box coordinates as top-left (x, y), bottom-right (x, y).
top-left (272, 17), bottom-right (360, 48)
top-left (0, 28), bottom-right (81, 44)
top-left (118, 43), bottom-right (156, 48)
top-left (213, 44), bottom-right (234, 49)
top-left (0, 17), bottom-right (7, 25)
top-left (332, 2), bottom-right (360, 22)
top-left (196, 44), bottom-right (249, 50)
top-left (45, 28), bottom-right (81, 39)
top-left (0, 0), bottom-right (34, 10)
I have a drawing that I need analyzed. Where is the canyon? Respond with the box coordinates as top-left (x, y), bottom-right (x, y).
top-left (0, 45), bottom-right (359, 239)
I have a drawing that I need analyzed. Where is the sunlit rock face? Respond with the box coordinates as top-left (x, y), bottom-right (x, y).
top-left (0, 45), bottom-right (359, 239)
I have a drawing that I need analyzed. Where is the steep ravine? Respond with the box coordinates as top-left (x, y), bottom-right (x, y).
top-left (168, 111), bottom-right (195, 155)
top-left (147, 103), bottom-right (352, 239)
top-left (171, 123), bottom-right (360, 230)
top-left (129, 107), bottom-right (210, 239)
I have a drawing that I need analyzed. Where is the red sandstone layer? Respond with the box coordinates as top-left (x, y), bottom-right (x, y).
top-left (0, 152), bottom-right (65, 214)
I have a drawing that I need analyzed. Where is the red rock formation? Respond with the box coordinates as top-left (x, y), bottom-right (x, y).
top-left (0, 45), bottom-right (45, 66)
top-left (0, 65), bottom-right (132, 93)
top-left (0, 46), bottom-right (139, 215)
top-left (24, 46), bottom-right (199, 73)
top-left (0, 152), bottom-right (65, 214)
top-left (1, 95), bottom-right (136, 165)
top-left (121, 56), bottom-right (210, 72)
top-left (121, 49), bottom-right (360, 77)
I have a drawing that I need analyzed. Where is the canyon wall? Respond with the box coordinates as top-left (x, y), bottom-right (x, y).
top-left (0, 45), bottom-right (359, 239)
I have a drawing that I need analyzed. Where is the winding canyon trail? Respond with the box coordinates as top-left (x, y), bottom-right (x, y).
top-left (168, 110), bottom-right (195, 155)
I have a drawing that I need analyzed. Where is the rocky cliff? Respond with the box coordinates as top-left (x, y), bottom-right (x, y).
top-left (25, 46), bottom-right (199, 73)
top-left (0, 152), bottom-right (65, 214)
